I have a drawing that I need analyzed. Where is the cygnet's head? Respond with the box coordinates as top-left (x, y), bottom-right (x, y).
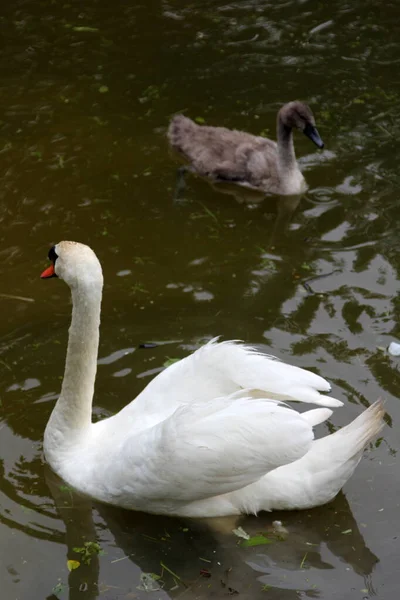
top-left (279, 101), bottom-right (324, 149)
top-left (41, 241), bottom-right (103, 289)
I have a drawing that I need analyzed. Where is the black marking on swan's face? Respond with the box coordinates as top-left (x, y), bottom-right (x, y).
top-left (41, 245), bottom-right (59, 279)
top-left (48, 245), bottom-right (58, 264)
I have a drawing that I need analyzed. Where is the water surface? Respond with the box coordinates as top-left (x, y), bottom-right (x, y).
top-left (0, 1), bottom-right (399, 598)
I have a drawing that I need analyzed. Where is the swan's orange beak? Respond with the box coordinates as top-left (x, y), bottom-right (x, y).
top-left (41, 264), bottom-right (57, 279)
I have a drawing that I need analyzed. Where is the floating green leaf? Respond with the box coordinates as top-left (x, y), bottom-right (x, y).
top-left (301, 262), bottom-right (312, 271)
top-left (241, 534), bottom-right (273, 547)
top-left (52, 580), bottom-right (66, 598)
top-left (73, 541), bottom-right (103, 565)
top-left (67, 559), bottom-right (80, 571)
top-left (163, 357), bottom-right (181, 368)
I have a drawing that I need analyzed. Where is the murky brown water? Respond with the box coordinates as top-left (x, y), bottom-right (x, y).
top-left (1, 0), bottom-right (399, 598)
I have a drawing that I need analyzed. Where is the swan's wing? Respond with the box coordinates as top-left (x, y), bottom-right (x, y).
top-left (125, 340), bottom-right (342, 422)
top-left (198, 340), bottom-right (343, 407)
top-left (123, 395), bottom-right (317, 504)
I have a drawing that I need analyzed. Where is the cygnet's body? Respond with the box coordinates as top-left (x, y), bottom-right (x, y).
top-left (168, 101), bottom-right (324, 195)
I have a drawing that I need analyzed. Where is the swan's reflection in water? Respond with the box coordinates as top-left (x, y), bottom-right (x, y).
top-left (44, 466), bottom-right (378, 600)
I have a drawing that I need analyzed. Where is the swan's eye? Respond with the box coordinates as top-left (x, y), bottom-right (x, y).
top-left (48, 246), bottom-right (58, 264)
top-left (41, 245), bottom-right (59, 278)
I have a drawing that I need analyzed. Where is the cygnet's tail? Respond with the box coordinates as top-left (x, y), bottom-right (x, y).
top-left (259, 400), bottom-right (385, 512)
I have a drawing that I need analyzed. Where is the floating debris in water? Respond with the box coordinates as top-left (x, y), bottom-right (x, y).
top-left (72, 541), bottom-right (103, 565)
top-left (138, 342), bottom-right (158, 349)
top-left (200, 569), bottom-right (211, 578)
top-left (137, 572), bottom-right (162, 592)
top-left (0, 293), bottom-right (34, 302)
top-left (163, 357), bottom-right (181, 367)
top-left (241, 534), bottom-right (273, 547)
top-left (67, 559), bottom-right (80, 571)
top-left (388, 341), bottom-right (400, 356)
top-left (272, 520), bottom-right (289, 537)
top-left (232, 526), bottom-right (250, 540)
top-left (300, 552), bottom-right (308, 569)
top-left (52, 580), bottom-right (66, 598)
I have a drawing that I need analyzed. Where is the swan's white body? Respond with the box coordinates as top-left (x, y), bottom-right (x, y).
top-left (42, 242), bottom-right (385, 518)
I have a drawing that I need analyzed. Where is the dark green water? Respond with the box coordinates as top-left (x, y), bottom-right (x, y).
top-left (0, 0), bottom-right (399, 598)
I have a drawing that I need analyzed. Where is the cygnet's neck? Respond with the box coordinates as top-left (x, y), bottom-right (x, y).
top-left (277, 118), bottom-right (297, 174)
top-left (47, 280), bottom-right (102, 442)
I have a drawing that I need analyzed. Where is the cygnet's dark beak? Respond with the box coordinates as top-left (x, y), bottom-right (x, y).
top-left (304, 123), bottom-right (324, 149)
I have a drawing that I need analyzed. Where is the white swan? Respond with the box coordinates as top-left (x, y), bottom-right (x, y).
top-left (167, 101), bottom-right (324, 196)
top-left (41, 241), bottom-right (385, 518)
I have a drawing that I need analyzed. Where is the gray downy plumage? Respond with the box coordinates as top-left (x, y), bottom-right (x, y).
top-left (167, 101), bottom-right (324, 196)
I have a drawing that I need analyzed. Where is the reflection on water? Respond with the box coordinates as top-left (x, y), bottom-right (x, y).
top-left (42, 467), bottom-right (379, 600)
top-left (1, 0), bottom-right (400, 599)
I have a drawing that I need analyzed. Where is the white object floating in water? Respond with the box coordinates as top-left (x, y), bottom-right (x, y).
top-left (232, 526), bottom-right (250, 540)
top-left (137, 573), bottom-right (161, 592)
top-left (272, 520), bottom-right (289, 536)
top-left (388, 342), bottom-right (400, 356)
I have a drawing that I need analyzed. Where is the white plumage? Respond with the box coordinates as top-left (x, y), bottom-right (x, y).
top-left (41, 241), bottom-right (385, 518)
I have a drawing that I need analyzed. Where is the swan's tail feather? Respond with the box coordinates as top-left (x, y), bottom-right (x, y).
top-left (329, 398), bottom-right (385, 457)
top-left (258, 399), bottom-right (386, 511)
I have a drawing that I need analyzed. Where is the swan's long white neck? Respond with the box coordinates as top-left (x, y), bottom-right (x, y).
top-left (44, 280), bottom-right (102, 460)
top-left (277, 119), bottom-right (297, 174)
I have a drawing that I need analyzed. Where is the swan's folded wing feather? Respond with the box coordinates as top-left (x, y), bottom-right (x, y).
top-left (197, 341), bottom-right (342, 407)
top-left (123, 396), bottom-right (315, 504)
top-left (126, 340), bottom-right (341, 422)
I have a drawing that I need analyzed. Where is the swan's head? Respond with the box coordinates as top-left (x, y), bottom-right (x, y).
top-left (279, 101), bottom-right (324, 149)
top-left (41, 241), bottom-right (103, 289)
